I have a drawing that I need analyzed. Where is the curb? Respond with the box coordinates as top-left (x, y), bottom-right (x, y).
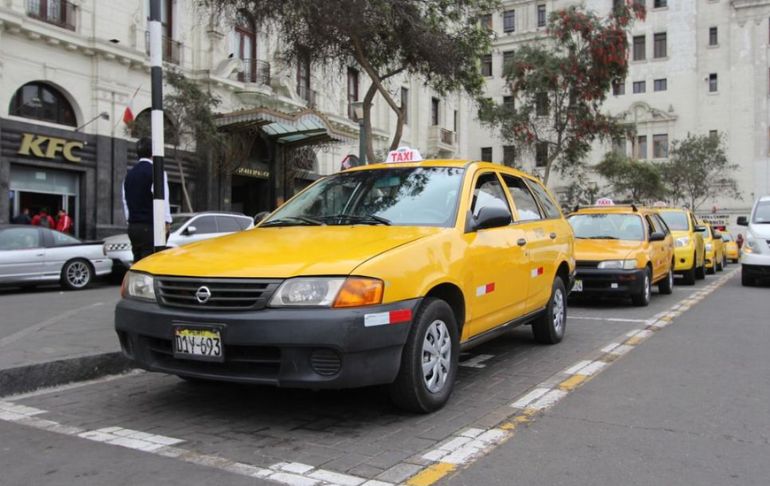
top-left (0, 352), bottom-right (135, 397)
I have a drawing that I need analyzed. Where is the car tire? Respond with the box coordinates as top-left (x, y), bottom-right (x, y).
top-left (741, 269), bottom-right (754, 287)
top-left (532, 277), bottom-right (567, 344)
top-left (632, 268), bottom-right (652, 307)
top-left (389, 298), bottom-right (459, 413)
top-left (61, 259), bottom-right (93, 290)
top-left (658, 266), bottom-right (674, 295)
top-left (681, 262), bottom-right (696, 285)
top-left (707, 264), bottom-right (715, 275)
top-left (695, 256), bottom-right (706, 280)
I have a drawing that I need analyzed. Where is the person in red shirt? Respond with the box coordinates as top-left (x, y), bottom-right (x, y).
top-left (31, 209), bottom-right (55, 229)
top-left (56, 209), bottom-right (74, 234)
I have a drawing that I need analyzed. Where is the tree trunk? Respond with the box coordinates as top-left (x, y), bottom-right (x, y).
top-left (174, 145), bottom-right (194, 212)
top-left (389, 108), bottom-right (406, 151)
top-left (363, 82), bottom-right (377, 163)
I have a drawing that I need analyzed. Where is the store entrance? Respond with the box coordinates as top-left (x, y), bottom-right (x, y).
top-left (9, 165), bottom-right (80, 235)
top-left (231, 175), bottom-right (271, 218)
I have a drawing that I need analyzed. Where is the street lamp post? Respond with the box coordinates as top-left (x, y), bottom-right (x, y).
top-left (351, 101), bottom-right (367, 165)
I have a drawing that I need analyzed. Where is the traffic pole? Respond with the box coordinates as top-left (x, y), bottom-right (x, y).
top-left (149, 0), bottom-right (166, 252)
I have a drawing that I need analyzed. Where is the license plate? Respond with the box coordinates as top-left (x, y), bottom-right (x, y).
top-left (173, 326), bottom-right (224, 362)
top-left (572, 279), bottom-right (583, 292)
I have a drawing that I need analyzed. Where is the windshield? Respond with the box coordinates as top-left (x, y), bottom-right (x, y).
top-left (169, 215), bottom-right (193, 232)
top-left (263, 167), bottom-right (464, 227)
top-left (752, 200), bottom-right (770, 223)
top-left (659, 211), bottom-right (690, 231)
top-left (722, 233), bottom-right (733, 242)
top-left (567, 213), bottom-right (644, 241)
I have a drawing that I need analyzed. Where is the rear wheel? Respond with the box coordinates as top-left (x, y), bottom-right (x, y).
top-left (707, 263), bottom-right (716, 275)
top-left (658, 266), bottom-right (674, 295)
top-left (389, 298), bottom-right (459, 413)
top-left (532, 277), bottom-right (567, 344)
top-left (61, 259), bottom-right (93, 290)
top-left (681, 260), bottom-right (696, 286)
top-left (695, 255), bottom-right (706, 279)
top-left (632, 268), bottom-right (652, 307)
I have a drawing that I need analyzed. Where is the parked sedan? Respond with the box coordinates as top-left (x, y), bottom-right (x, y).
top-left (104, 212), bottom-right (254, 270)
top-left (0, 225), bottom-right (112, 290)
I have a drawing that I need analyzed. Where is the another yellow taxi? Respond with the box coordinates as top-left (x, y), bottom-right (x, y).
top-left (567, 201), bottom-right (674, 306)
top-left (721, 230), bottom-right (740, 263)
top-left (697, 222), bottom-right (725, 274)
top-left (115, 149), bottom-right (575, 413)
top-left (655, 207), bottom-right (706, 285)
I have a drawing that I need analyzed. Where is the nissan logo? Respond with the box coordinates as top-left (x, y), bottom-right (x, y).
top-left (195, 286), bottom-right (212, 304)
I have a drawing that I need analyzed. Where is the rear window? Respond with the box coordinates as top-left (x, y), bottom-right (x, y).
top-left (567, 213), bottom-right (644, 241)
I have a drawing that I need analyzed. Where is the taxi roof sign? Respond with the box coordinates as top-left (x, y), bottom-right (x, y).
top-left (652, 201), bottom-right (667, 208)
top-left (386, 147), bottom-right (423, 163)
top-left (595, 197), bottom-right (614, 206)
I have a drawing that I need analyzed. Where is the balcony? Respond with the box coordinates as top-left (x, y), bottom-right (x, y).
top-left (428, 126), bottom-right (457, 155)
top-left (26, 0), bottom-right (77, 31)
top-left (145, 31), bottom-right (182, 65)
top-left (297, 84), bottom-right (317, 107)
top-left (238, 59), bottom-right (271, 85)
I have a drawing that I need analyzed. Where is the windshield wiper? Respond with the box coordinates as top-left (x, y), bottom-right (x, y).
top-left (261, 216), bottom-right (323, 227)
top-left (579, 235), bottom-right (620, 240)
top-left (322, 214), bottom-right (392, 226)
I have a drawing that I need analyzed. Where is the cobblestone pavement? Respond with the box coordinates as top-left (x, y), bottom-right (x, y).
top-left (0, 272), bottom-right (729, 485)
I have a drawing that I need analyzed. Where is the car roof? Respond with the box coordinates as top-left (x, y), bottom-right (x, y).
top-left (174, 211), bottom-right (249, 218)
top-left (343, 159), bottom-right (542, 183)
top-left (571, 205), bottom-right (658, 216)
top-left (654, 207), bottom-right (689, 213)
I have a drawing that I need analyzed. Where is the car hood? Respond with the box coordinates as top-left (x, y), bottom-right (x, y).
top-left (749, 224), bottom-right (770, 239)
top-left (574, 239), bottom-right (640, 262)
top-left (131, 225), bottom-right (444, 278)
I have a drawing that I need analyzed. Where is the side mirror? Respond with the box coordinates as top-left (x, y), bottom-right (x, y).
top-left (649, 231), bottom-right (666, 242)
top-left (185, 225), bottom-right (197, 236)
top-left (737, 216), bottom-right (749, 226)
top-left (694, 225), bottom-right (707, 232)
top-left (472, 206), bottom-right (512, 231)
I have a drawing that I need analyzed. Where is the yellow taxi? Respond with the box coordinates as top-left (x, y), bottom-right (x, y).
top-left (655, 207), bottom-right (706, 285)
top-left (697, 222), bottom-right (725, 274)
top-left (567, 201), bottom-right (674, 306)
top-left (721, 230), bottom-right (740, 263)
top-left (116, 148), bottom-right (575, 413)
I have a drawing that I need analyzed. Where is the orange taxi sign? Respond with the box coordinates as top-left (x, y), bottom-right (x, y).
top-left (595, 197), bottom-right (614, 206)
top-left (386, 147), bottom-right (423, 163)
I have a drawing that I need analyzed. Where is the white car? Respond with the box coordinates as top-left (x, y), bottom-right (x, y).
top-left (104, 212), bottom-right (254, 270)
top-left (738, 196), bottom-right (770, 286)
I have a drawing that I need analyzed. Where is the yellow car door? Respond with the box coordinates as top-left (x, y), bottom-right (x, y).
top-left (644, 214), bottom-right (665, 280)
top-left (462, 171), bottom-right (530, 337)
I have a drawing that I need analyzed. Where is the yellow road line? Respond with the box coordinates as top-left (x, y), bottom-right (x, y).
top-left (559, 374), bottom-right (587, 391)
top-left (406, 462), bottom-right (456, 486)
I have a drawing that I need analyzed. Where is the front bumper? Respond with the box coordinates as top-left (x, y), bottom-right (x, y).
top-left (704, 249), bottom-right (716, 269)
top-left (572, 268), bottom-right (646, 296)
top-left (673, 246), bottom-right (696, 272)
top-left (115, 297), bottom-right (422, 389)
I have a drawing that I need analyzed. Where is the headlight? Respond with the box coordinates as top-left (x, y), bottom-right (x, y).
top-left (746, 237), bottom-right (760, 254)
top-left (675, 237), bottom-right (690, 248)
top-left (597, 259), bottom-right (637, 270)
top-left (705, 243), bottom-right (713, 251)
top-left (269, 277), bottom-right (384, 308)
top-left (121, 271), bottom-right (156, 301)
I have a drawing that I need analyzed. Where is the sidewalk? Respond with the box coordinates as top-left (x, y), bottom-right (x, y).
top-left (442, 273), bottom-right (770, 486)
top-left (0, 283), bottom-right (132, 396)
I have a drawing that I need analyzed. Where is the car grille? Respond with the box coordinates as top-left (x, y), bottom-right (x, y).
top-left (156, 276), bottom-right (282, 311)
top-left (576, 260), bottom-right (601, 269)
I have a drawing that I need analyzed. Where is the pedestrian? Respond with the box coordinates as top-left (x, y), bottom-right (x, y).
top-left (11, 208), bottom-right (32, 225)
top-left (736, 233), bottom-right (744, 249)
top-left (31, 208), bottom-right (55, 228)
top-left (55, 209), bottom-right (74, 234)
top-left (122, 137), bottom-right (172, 263)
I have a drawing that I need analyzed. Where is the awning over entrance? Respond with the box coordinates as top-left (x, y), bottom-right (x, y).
top-left (215, 107), bottom-right (357, 146)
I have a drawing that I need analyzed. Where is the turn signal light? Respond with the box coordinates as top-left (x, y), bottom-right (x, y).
top-left (333, 278), bottom-right (384, 308)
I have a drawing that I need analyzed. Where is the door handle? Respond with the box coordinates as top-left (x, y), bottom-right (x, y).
top-left (549, 232), bottom-right (557, 239)
top-left (517, 238), bottom-right (527, 247)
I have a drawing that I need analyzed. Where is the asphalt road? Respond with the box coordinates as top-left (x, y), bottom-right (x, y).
top-left (0, 268), bottom-right (760, 486)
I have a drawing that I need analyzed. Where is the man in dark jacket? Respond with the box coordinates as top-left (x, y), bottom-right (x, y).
top-left (122, 137), bottom-right (171, 263)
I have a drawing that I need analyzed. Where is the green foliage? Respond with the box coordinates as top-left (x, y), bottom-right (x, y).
top-left (661, 132), bottom-right (740, 210)
top-left (479, 3), bottom-right (644, 184)
top-left (595, 151), bottom-right (666, 204)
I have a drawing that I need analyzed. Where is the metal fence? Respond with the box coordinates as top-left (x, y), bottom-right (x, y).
top-left (238, 59), bottom-right (271, 85)
top-left (144, 31), bottom-right (182, 65)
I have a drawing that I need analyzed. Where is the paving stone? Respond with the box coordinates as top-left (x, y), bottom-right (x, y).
top-left (375, 463), bottom-right (423, 483)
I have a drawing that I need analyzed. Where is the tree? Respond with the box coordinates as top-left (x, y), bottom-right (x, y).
top-left (199, 0), bottom-right (498, 162)
top-left (661, 133), bottom-right (740, 210)
top-left (595, 151), bottom-right (666, 204)
top-left (479, 2), bottom-right (645, 185)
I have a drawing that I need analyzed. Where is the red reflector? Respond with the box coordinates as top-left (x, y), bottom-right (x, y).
top-left (389, 309), bottom-right (412, 324)
top-left (485, 283), bottom-right (495, 293)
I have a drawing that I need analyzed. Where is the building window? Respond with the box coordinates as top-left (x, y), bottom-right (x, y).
top-left (347, 68), bottom-right (359, 120)
top-left (536, 93), bottom-right (549, 116)
top-left (709, 130), bottom-right (718, 139)
top-left (636, 135), bottom-right (648, 159)
top-left (535, 142), bottom-right (548, 167)
top-left (633, 81), bottom-right (646, 94)
top-left (654, 0), bottom-right (667, 8)
top-left (131, 109), bottom-right (178, 145)
top-left (633, 35), bottom-right (646, 61)
top-left (537, 5), bottom-right (547, 28)
top-left (9, 82), bottom-right (77, 127)
top-left (612, 138), bottom-right (626, 156)
top-left (26, 0), bottom-right (78, 30)
top-left (503, 96), bottom-right (515, 112)
top-left (502, 51), bottom-right (515, 73)
top-left (235, 11), bottom-right (261, 83)
top-left (653, 32), bottom-right (667, 58)
top-left (296, 50), bottom-right (312, 103)
top-left (653, 134), bottom-right (669, 158)
top-left (709, 73), bottom-right (718, 92)
top-left (481, 147), bottom-right (493, 162)
top-left (709, 27), bottom-right (718, 46)
top-left (612, 80), bottom-right (625, 95)
top-left (503, 10), bottom-right (516, 33)
top-left (431, 97), bottom-right (440, 126)
top-left (479, 13), bottom-right (492, 31)
top-left (481, 54), bottom-right (493, 77)
top-left (401, 87), bottom-right (409, 125)
top-left (654, 78), bottom-right (667, 91)
top-left (454, 110), bottom-right (458, 133)
top-left (503, 145), bottom-right (516, 166)
top-left (633, 0), bottom-right (646, 9)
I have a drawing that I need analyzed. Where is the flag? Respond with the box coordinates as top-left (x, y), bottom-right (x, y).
top-left (122, 85), bottom-right (142, 126)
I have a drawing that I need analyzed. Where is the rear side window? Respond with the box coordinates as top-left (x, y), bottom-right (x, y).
top-left (652, 214), bottom-right (670, 235)
top-left (502, 175), bottom-right (542, 221)
top-left (471, 172), bottom-right (510, 218)
top-left (644, 215), bottom-right (657, 238)
top-left (235, 217), bottom-right (252, 230)
top-left (216, 216), bottom-right (242, 233)
top-left (191, 216), bottom-right (218, 234)
top-left (51, 230), bottom-right (79, 246)
top-left (526, 180), bottom-right (562, 219)
top-left (0, 227), bottom-right (41, 250)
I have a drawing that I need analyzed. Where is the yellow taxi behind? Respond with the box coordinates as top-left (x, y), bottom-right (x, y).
top-left (115, 150), bottom-right (575, 413)
top-left (697, 222), bottom-right (725, 274)
top-left (567, 203), bottom-right (674, 306)
top-left (655, 207), bottom-right (706, 285)
top-left (721, 230), bottom-right (740, 263)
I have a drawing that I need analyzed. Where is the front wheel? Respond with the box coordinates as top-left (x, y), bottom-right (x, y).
top-left (61, 259), bottom-right (93, 290)
top-left (532, 277), bottom-right (567, 344)
top-left (695, 259), bottom-right (706, 280)
top-left (632, 268), bottom-right (652, 307)
top-left (658, 267), bottom-right (674, 295)
top-left (389, 298), bottom-right (459, 413)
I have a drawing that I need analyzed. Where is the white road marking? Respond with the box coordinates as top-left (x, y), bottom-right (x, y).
top-left (511, 387), bottom-right (551, 409)
top-left (527, 389), bottom-right (568, 410)
top-left (570, 316), bottom-right (650, 323)
top-left (459, 354), bottom-right (494, 368)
